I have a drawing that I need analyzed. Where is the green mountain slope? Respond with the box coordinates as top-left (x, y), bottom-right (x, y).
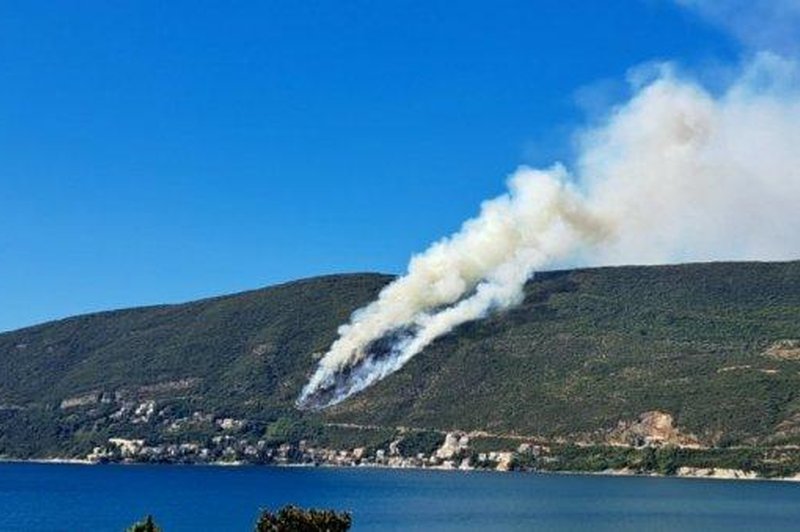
top-left (1, 261), bottom-right (799, 460)
top-left (0, 273), bottom-right (390, 411)
top-left (328, 261), bottom-right (800, 445)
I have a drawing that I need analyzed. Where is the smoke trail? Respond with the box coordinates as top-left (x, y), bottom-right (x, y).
top-left (298, 167), bottom-right (608, 408)
top-left (298, 53), bottom-right (800, 409)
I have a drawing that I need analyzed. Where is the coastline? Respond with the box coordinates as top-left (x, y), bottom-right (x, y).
top-left (546, 467), bottom-right (800, 483)
top-left (0, 457), bottom-right (95, 466)
top-left (3, 456), bottom-right (800, 483)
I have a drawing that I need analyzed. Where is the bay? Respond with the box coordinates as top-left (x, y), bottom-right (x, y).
top-left (0, 463), bottom-right (799, 531)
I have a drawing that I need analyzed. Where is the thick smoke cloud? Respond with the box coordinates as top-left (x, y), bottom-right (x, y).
top-left (297, 53), bottom-right (800, 409)
top-left (582, 55), bottom-right (800, 265)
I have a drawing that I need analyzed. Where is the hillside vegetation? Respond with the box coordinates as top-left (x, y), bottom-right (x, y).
top-left (329, 261), bottom-right (800, 446)
top-left (1, 261), bottom-right (799, 461)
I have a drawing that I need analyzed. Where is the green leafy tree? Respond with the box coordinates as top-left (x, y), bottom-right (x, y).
top-left (126, 515), bottom-right (161, 532)
top-left (656, 446), bottom-right (679, 475)
top-left (640, 447), bottom-right (657, 472)
top-left (255, 505), bottom-right (352, 532)
top-left (395, 431), bottom-right (445, 457)
top-left (264, 417), bottom-right (321, 445)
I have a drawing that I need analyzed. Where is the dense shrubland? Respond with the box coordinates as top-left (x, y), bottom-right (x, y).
top-left (1, 261), bottom-right (799, 475)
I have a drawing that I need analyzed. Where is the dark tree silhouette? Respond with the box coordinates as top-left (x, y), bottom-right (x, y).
top-left (255, 505), bottom-right (352, 531)
top-left (126, 515), bottom-right (161, 532)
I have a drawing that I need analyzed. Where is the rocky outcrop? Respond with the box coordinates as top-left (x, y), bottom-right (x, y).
top-left (677, 467), bottom-right (758, 480)
top-left (434, 432), bottom-right (469, 459)
top-left (60, 392), bottom-right (101, 409)
top-left (608, 411), bottom-right (700, 447)
top-left (764, 340), bottom-right (800, 361)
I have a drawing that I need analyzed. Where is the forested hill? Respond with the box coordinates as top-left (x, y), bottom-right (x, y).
top-left (1, 260), bottom-right (799, 460)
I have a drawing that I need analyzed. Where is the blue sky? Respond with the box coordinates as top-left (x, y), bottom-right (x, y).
top-left (0, 1), bottom-right (740, 332)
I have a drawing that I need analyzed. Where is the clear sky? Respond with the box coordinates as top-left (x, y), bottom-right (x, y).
top-left (1, 1), bottom-right (740, 332)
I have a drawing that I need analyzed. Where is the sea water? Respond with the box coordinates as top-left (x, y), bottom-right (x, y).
top-left (0, 463), bottom-right (798, 531)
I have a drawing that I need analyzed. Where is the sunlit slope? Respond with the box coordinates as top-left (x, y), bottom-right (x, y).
top-left (0, 274), bottom-right (390, 412)
top-left (1, 260), bottom-right (799, 456)
top-left (326, 261), bottom-right (800, 444)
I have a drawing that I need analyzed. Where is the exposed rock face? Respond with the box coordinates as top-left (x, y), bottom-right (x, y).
top-left (108, 438), bottom-right (145, 457)
top-left (60, 392), bottom-right (100, 409)
top-left (764, 340), bottom-right (800, 361)
top-left (775, 411), bottom-right (800, 438)
top-left (609, 411), bottom-right (700, 447)
top-left (677, 467), bottom-right (758, 480)
top-left (493, 452), bottom-right (514, 471)
top-left (435, 432), bottom-right (469, 459)
top-left (216, 418), bottom-right (246, 431)
top-left (134, 378), bottom-right (200, 395)
top-left (60, 379), bottom-right (201, 411)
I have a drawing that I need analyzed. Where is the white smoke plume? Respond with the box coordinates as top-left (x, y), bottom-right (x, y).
top-left (297, 53), bottom-right (800, 409)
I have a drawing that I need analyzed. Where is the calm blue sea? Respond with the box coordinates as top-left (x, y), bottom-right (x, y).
top-left (0, 463), bottom-right (799, 531)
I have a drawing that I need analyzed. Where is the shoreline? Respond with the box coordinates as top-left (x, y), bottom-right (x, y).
top-left (0, 457), bottom-right (95, 465)
top-left (3, 457), bottom-right (800, 483)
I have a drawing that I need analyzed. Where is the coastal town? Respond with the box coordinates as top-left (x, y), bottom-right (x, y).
top-left (57, 396), bottom-right (795, 482)
top-left (86, 427), bottom-right (526, 472)
top-left (20, 389), bottom-right (784, 480)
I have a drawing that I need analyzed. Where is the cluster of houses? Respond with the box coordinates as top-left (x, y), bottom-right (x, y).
top-left (64, 393), bottom-right (546, 470)
top-left (86, 429), bottom-right (542, 472)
